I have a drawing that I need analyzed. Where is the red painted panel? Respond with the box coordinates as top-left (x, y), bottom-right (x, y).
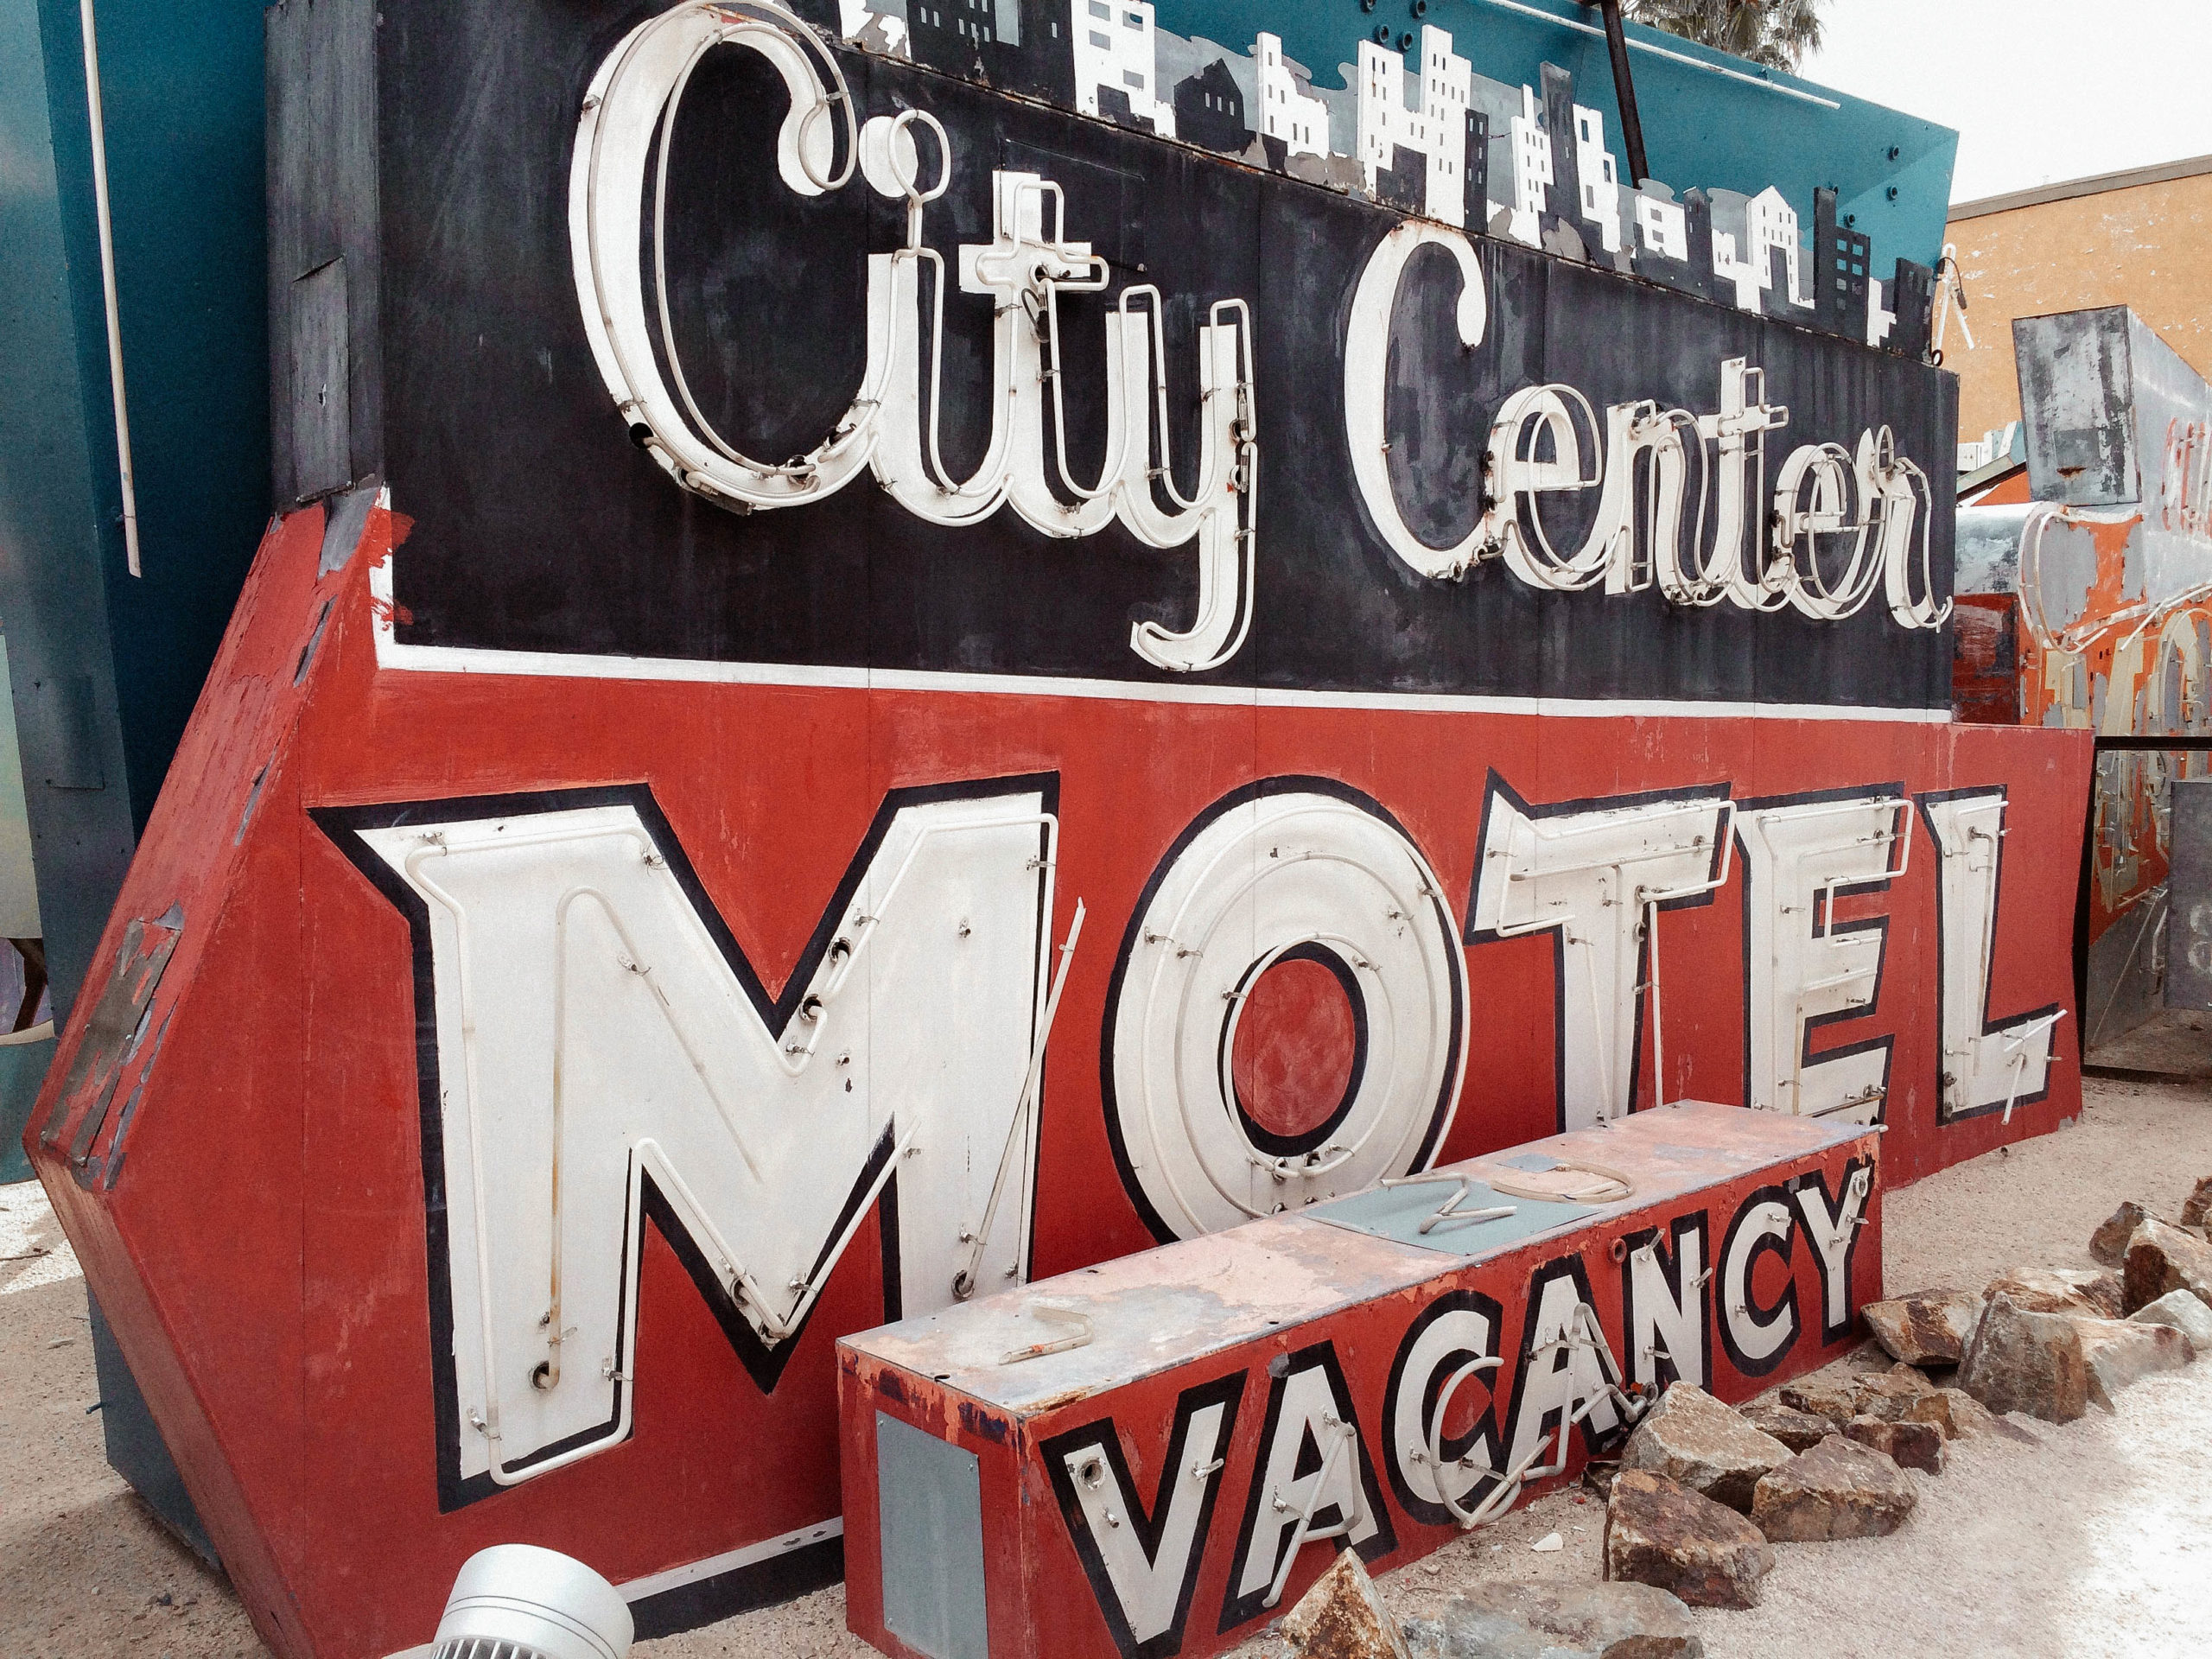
top-left (842, 1105), bottom-right (1881, 1659)
top-left (26, 509), bottom-right (2088, 1657)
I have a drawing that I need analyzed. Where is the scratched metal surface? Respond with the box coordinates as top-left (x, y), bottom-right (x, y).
top-left (846, 1101), bottom-right (1872, 1411)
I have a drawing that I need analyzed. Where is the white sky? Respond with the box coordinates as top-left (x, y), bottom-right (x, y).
top-left (1802, 0), bottom-right (2212, 203)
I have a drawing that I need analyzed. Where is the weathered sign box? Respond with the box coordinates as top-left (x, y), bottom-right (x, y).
top-left (839, 1102), bottom-right (1879, 1659)
top-left (1955, 308), bottom-right (2212, 1043)
top-left (25, 3), bottom-right (2085, 1657)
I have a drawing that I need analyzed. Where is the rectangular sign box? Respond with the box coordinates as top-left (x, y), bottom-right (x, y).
top-left (839, 1101), bottom-right (1878, 1659)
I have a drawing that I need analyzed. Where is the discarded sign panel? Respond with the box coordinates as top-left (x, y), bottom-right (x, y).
top-left (840, 1102), bottom-right (1879, 1659)
top-left (1955, 306), bottom-right (2212, 1044)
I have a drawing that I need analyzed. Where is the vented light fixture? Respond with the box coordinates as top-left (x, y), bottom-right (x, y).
top-left (430, 1546), bottom-right (632, 1659)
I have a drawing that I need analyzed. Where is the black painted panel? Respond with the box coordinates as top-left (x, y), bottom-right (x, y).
top-left (366, 4), bottom-right (1953, 709)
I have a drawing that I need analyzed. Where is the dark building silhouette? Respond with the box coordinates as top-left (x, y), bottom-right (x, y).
top-left (1889, 259), bottom-right (1936, 359)
top-left (1813, 188), bottom-right (1872, 338)
top-left (1761, 244), bottom-right (1798, 320)
top-left (1681, 189), bottom-right (1725, 304)
top-left (1371, 143), bottom-right (1427, 216)
top-left (1623, 192), bottom-right (1701, 302)
top-left (1539, 63), bottom-right (1583, 238)
top-left (1094, 84), bottom-right (1157, 135)
top-left (1173, 58), bottom-right (1247, 155)
top-left (1464, 110), bottom-right (1489, 215)
top-left (906, 0), bottom-right (1074, 106)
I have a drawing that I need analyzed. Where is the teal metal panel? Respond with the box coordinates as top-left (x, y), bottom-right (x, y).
top-left (34, 0), bottom-right (270, 850)
top-left (1308, 1176), bottom-right (1595, 1255)
top-left (7, 0), bottom-right (265, 1550)
top-left (0, 1037), bottom-right (54, 1184)
top-left (0, 0), bottom-right (137, 1024)
top-left (1156, 0), bottom-right (1957, 267)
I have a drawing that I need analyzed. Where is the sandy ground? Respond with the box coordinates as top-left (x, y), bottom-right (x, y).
top-left (5, 1077), bottom-right (2209, 1659)
top-left (0, 1187), bottom-right (263, 1658)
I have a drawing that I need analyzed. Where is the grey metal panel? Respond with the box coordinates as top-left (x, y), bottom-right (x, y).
top-left (1954, 504), bottom-right (2033, 596)
top-left (289, 257), bottom-right (352, 502)
top-left (1308, 1177), bottom-right (1594, 1256)
top-left (2086, 887), bottom-right (2169, 1047)
top-left (2167, 779), bottom-right (2212, 1012)
top-left (30, 674), bottom-right (106, 791)
top-left (2018, 307), bottom-right (2139, 507)
top-left (266, 0), bottom-right (381, 505)
top-left (319, 477), bottom-right (382, 575)
top-left (876, 1412), bottom-right (990, 1659)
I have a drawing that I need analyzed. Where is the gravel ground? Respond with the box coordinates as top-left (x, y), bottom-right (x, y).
top-left (5, 1076), bottom-right (2209, 1659)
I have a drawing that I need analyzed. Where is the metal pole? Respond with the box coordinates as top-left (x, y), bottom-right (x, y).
top-left (1590, 0), bottom-right (1650, 188)
top-left (79, 0), bottom-right (142, 577)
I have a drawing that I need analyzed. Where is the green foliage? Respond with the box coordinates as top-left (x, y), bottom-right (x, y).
top-left (1626, 0), bottom-right (1827, 73)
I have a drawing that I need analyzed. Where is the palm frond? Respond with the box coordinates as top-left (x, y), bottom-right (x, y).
top-left (1626, 0), bottom-right (1825, 73)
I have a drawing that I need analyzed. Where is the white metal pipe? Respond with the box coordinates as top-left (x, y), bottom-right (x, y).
top-left (79, 0), bottom-right (141, 577)
top-left (954, 896), bottom-right (1085, 1300)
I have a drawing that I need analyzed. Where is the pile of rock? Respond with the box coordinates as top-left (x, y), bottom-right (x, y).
top-left (1588, 1380), bottom-right (1929, 1612)
top-left (1281, 1176), bottom-right (2212, 1659)
top-left (1861, 1194), bottom-right (2212, 1425)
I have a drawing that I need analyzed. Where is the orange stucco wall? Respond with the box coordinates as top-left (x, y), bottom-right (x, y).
top-left (1946, 168), bottom-right (2212, 442)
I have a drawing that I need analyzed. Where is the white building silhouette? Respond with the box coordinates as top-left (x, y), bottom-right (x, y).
top-left (1746, 187), bottom-right (1804, 302)
top-left (1253, 32), bottom-right (1328, 157)
top-left (1354, 25), bottom-right (1473, 227)
top-left (1502, 84), bottom-right (1551, 245)
top-left (1071, 0), bottom-right (1175, 137)
top-left (1633, 190), bottom-right (1688, 262)
top-left (1570, 104), bottom-right (1623, 254)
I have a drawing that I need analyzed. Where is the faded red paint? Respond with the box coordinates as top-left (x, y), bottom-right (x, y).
top-left (25, 508), bottom-right (2089, 1659)
top-left (841, 1105), bottom-right (1879, 1659)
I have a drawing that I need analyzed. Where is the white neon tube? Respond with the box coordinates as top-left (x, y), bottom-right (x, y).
top-left (79, 0), bottom-right (140, 577)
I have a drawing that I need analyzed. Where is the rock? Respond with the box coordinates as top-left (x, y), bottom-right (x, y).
top-left (1863, 1364), bottom-right (1937, 1408)
top-left (1447, 1581), bottom-right (1704, 1659)
top-left (1778, 1362), bottom-right (1937, 1433)
top-left (1282, 1548), bottom-right (1409, 1659)
top-left (1780, 1365), bottom-right (1930, 1427)
top-left (1738, 1401), bottom-right (1833, 1452)
top-left (1955, 1294), bottom-right (2091, 1422)
top-left (2071, 1315), bottom-right (2192, 1408)
top-left (2091, 1201), bottom-right (2153, 1267)
top-left (2183, 1178), bottom-right (2212, 1230)
top-left (1618, 1384), bottom-right (1793, 1512)
top-left (2122, 1218), bottom-right (2212, 1313)
top-left (1777, 1378), bottom-right (1859, 1427)
top-left (1602, 1470), bottom-right (1773, 1611)
top-left (1403, 1608), bottom-right (1596, 1659)
top-left (1840, 1414), bottom-right (1944, 1474)
top-left (1751, 1435), bottom-right (1918, 1541)
top-left (2129, 1287), bottom-right (2212, 1353)
top-left (1985, 1268), bottom-right (2124, 1319)
top-left (1903, 1386), bottom-right (2043, 1446)
top-left (1860, 1289), bottom-right (1983, 1365)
